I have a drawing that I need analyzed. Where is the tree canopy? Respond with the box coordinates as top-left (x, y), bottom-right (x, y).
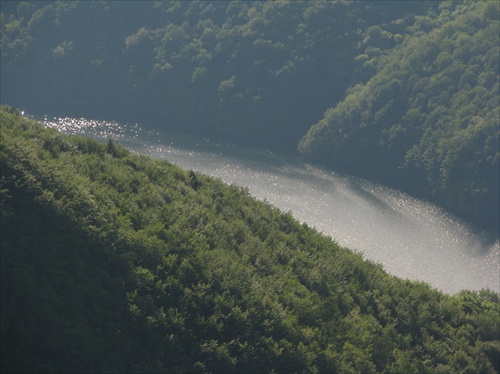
top-left (1, 105), bottom-right (499, 372)
top-left (0, 0), bottom-right (435, 151)
top-left (0, 1), bottom-right (498, 229)
top-left (298, 1), bottom-right (499, 230)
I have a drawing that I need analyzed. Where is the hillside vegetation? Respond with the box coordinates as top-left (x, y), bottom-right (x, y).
top-left (1, 105), bottom-right (499, 373)
top-left (298, 1), bottom-right (499, 230)
top-left (1, 0), bottom-right (498, 231)
top-left (0, 0), bottom-right (435, 152)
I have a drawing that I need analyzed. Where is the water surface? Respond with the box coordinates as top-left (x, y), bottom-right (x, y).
top-left (43, 116), bottom-right (500, 294)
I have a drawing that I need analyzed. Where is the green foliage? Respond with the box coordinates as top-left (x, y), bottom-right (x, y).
top-left (0, 0), bottom-right (435, 152)
top-left (2, 0), bottom-right (496, 227)
top-left (299, 1), bottom-right (499, 230)
top-left (1, 106), bottom-right (499, 372)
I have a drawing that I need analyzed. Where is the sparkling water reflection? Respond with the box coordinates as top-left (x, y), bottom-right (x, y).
top-left (42, 116), bottom-right (500, 294)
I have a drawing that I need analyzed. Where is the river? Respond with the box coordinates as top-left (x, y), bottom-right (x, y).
top-left (42, 115), bottom-right (499, 295)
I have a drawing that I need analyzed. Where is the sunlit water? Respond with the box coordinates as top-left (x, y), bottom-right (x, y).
top-left (42, 116), bottom-right (500, 294)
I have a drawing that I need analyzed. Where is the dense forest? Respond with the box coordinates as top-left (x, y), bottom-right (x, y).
top-left (0, 0), bottom-right (436, 151)
top-left (1, 105), bottom-right (499, 372)
top-left (1, 0), bottom-right (498, 231)
top-left (298, 1), bottom-right (499, 231)
top-left (1, 1), bottom-right (499, 372)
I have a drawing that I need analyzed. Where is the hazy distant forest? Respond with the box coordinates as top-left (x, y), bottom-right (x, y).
top-left (1, 0), bottom-right (498, 230)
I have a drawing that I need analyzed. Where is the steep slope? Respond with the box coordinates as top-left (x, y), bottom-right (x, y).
top-left (299, 1), bottom-right (499, 230)
top-left (1, 106), bottom-right (499, 373)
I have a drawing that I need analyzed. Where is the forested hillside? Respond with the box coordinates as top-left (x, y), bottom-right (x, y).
top-left (1, 1), bottom-right (498, 232)
top-left (299, 1), bottom-right (499, 230)
top-left (1, 106), bottom-right (500, 372)
top-left (0, 0), bottom-right (435, 151)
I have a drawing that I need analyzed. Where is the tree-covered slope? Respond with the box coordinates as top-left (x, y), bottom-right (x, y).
top-left (2, 0), bottom-right (497, 229)
top-left (1, 105), bottom-right (499, 373)
top-left (0, 0), bottom-right (435, 152)
top-left (299, 1), bottom-right (499, 230)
